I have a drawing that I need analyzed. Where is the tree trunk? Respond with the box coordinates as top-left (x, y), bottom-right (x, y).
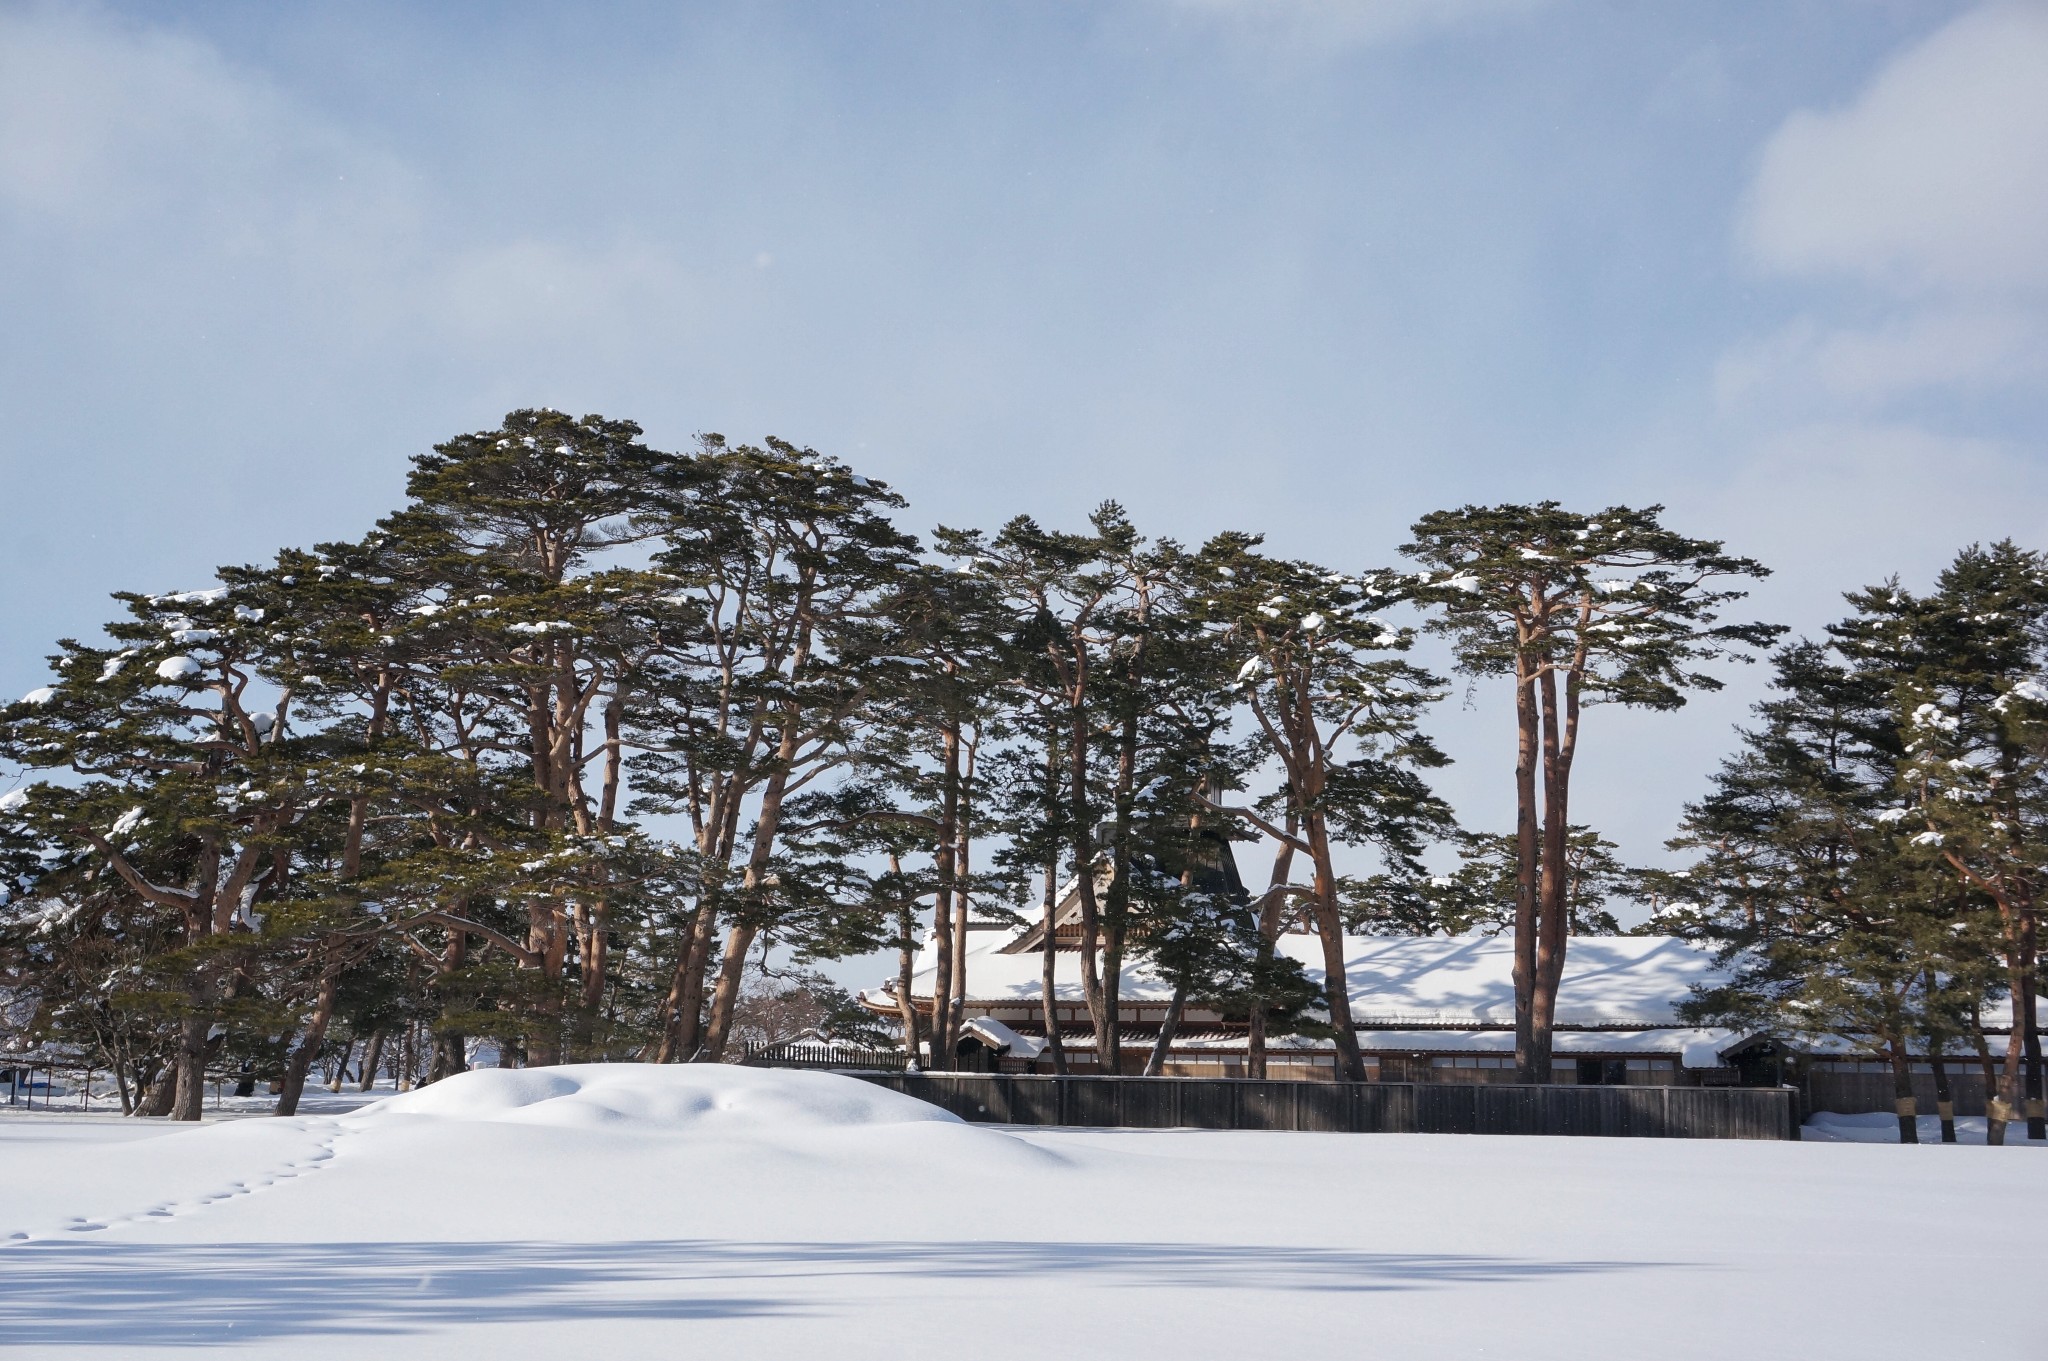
top-left (1100, 910), bottom-right (1126, 1077)
top-left (524, 894), bottom-right (567, 1067)
top-left (1529, 661), bottom-right (1573, 1086)
top-left (112, 1055), bottom-right (133, 1115)
top-left (1308, 822), bottom-right (1366, 1082)
top-left (700, 922), bottom-right (757, 1061)
top-left (136, 1057), bottom-right (177, 1117)
top-left (427, 927), bottom-right (469, 1081)
top-left (1096, 702), bottom-right (1144, 1079)
top-left (276, 971), bottom-right (341, 1117)
top-left (1067, 700), bottom-right (1111, 1074)
top-left (327, 1036), bottom-right (354, 1093)
top-left (1040, 857), bottom-right (1069, 1076)
top-left (950, 813), bottom-right (972, 1068)
top-left (1970, 1017), bottom-right (2007, 1146)
top-left (1511, 656), bottom-right (1542, 1084)
top-left (1313, 895), bottom-right (1367, 1082)
top-left (1883, 1030), bottom-right (1918, 1144)
top-left (1999, 975), bottom-right (2025, 1143)
top-left (429, 1030), bottom-right (468, 1083)
top-left (699, 709), bottom-right (804, 1063)
top-left (659, 900), bottom-right (718, 1062)
top-left (2020, 908), bottom-right (2044, 1140)
top-left (896, 902), bottom-right (923, 1071)
top-left (926, 724), bottom-right (961, 1069)
top-left (930, 885), bottom-right (955, 1070)
top-left (1039, 737), bottom-right (1069, 1076)
top-left (570, 897), bottom-right (610, 1060)
top-left (1143, 978), bottom-right (1188, 1077)
top-left (172, 1015), bottom-right (210, 1122)
top-left (1928, 1052), bottom-right (1956, 1144)
top-left (890, 855), bottom-right (924, 1070)
top-left (358, 1030), bottom-right (386, 1091)
top-left (1247, 825), bottom-right (1297, 1083)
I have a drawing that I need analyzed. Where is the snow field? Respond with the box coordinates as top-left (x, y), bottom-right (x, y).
top-left (1, 1064), bottom-right (2041, 1361)
top-left (1803, 1109), bottom-right (2048, 1144)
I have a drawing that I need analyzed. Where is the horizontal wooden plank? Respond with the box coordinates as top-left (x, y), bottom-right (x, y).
top-left (851, 1073), bottom-right (1797, 1141)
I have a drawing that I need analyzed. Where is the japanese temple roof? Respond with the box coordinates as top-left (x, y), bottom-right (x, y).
top-left (874, 931), bottom-right (1735, 1029)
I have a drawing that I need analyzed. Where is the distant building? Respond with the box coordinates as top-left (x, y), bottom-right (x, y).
top-left (863, 888), bottom-right (2043, 1114)
top-left (864, 906), bottom-right (1751, 1086)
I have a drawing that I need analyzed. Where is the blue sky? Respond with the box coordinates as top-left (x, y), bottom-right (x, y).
top-left (4, 0), bottom-right (2047, 892)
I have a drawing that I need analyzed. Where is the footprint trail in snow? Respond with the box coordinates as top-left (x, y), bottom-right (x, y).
top-left (4, 1116), bottom-right (353, 1246)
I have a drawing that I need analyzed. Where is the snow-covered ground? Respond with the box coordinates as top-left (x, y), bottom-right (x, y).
top-left (1803, 1109), bottom-right (2048, 1145)
top-left (2, 1065), bottom-right (2040, 1360)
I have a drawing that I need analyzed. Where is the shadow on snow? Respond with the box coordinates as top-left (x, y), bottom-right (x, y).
top-left (2, 1238), bottom-right (1675, 1345)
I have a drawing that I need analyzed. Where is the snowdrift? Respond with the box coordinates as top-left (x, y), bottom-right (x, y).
top-left (359, 1062), bottom-right (961, 1135)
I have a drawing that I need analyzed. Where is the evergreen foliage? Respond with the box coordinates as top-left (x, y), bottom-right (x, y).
top-left (1403, 502), bottom-right (1780, 1081)
top-left (1, 417), bottom-right (2040, 1148)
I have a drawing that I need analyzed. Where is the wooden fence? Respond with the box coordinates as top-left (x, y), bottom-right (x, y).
top-left (1804, 1069), bottom-right (1996, 1117)
top-left (856, 1072), bottom-right (1799, 1141)
top-left (739, 1041), bottom-right (909, 1072)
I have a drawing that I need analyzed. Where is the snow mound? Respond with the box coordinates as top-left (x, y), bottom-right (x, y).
top-left (358, 1062), bottom-right (959, 1135)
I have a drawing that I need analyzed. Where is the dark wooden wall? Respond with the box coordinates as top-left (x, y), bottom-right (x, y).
top-left (856, 1073), bottom-right (1800, 1141)
top-left (1803, 1070), bottom-right (1992, 1117)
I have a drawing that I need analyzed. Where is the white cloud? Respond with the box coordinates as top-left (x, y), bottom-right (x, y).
top-left (1723, 5), bottom-right (2048, 413)
top-left (1740, 4), bottom-right (2048, 296)
top-left (1716, 308), bottom-right (2048, 412)
top-left (0, 6), bottom-right (703, 374)
top-left (0, 7), bottom-right (411, 238)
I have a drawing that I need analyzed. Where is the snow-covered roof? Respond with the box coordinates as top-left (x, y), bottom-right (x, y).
top-left (962, 1016), bottom-right (1044, 1059)
top-left (1139, 1027), bottom-right (1743, 1067)
top-left (1788, 1030), bottom-right (2035, 1058)
top-left (882, 931), bottom-right (1731, 1028)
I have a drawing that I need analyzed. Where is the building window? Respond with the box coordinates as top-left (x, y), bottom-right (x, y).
top-left (1577, 1059), bottom-right (1629, 1085)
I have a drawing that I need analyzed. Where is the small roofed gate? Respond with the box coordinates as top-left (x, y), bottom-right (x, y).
top-left (858, 1073), bottom-right (1799, 1141)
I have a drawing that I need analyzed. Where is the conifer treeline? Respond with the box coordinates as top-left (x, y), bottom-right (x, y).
top-left (0, 411), bottom-right (2038, 1145)
top-left (1660, 544), bottom-right (2048, 1144)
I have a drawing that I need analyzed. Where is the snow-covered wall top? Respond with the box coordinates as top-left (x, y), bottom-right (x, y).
top-left (888, 933), bottom-right (1729, 1027)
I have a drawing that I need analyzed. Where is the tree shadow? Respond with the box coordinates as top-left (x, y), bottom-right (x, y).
top-left (2, 1238), bottom-right (1674, 1346)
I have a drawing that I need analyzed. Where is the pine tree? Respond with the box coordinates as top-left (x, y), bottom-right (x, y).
top-left (850, 561), bottom-right (1015, 1069)
top-left (1889, 542), bottom-right (2048, 1141)
top-left (389, 408), bottom-right (702, 1065)
top-left (947, 506), bottom-right (1212, 1073)
top-left (1191, 534), bottom-right (1455, 1081)
top-left (1666, 621), bottom-right (1987, 1144)
top-left (1363, 826), bottom-right (1634, 937)
top-left (1405, 503), bottom-right (1778, 1083)
top-left (630, 436), bottom-right (916, 1062)
top-left (0, 578), bottom-right (351, 1117)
